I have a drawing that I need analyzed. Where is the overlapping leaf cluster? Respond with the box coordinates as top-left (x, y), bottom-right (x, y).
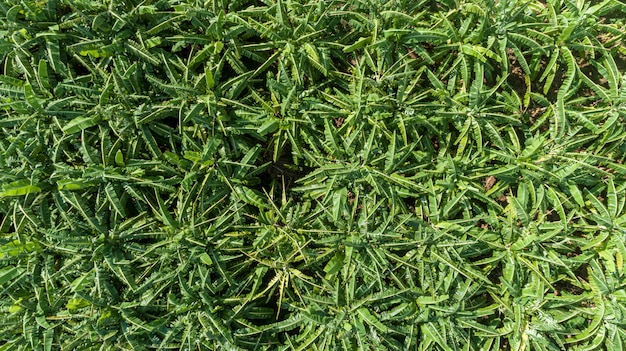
top-left (1, 0), bottom-right (626, 349)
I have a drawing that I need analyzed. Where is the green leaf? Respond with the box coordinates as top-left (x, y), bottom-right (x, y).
top-left (57, 179), bottom-right (92, 191)
top-left (0, 181), bottom-right (42, 197)
top-left (0, 266), bottom-right (24, 285)
top-left (115, 149), bottom-right (125, 167)
top-left (63, 116), bottom-right (99, 134)
top-left (24, 83), bottom-right (43, 112)
top-left (105, 183), bottom-right (126, 217)
top-left (324, 250), bottom-right (345, 279)
top-left (331, 187), bottom-right (347, 222)
top-left (65, 297), bottom-right (91, 311)
top-left (607, 178), bottom-right (618, 219)
top-left (70, 273), bottom-right (94, 292)
top-left (199, 252), bottom-right (213, 266)
top-left (343, 37), bottom-right (371, 53)
top-left (37, 59), bottom-right (51, 90)
top-left (257, 120), bottom-right (279, 136)
top-left (509, 195), bottom-right (530, 227)
top-left (357, 308), bottom-right (388, 333)
top-left (385, 131), bottom-right (397, 173)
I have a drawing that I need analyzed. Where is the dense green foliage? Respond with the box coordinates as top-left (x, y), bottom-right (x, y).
top-left (1, 0), bottom-right (626, 349)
